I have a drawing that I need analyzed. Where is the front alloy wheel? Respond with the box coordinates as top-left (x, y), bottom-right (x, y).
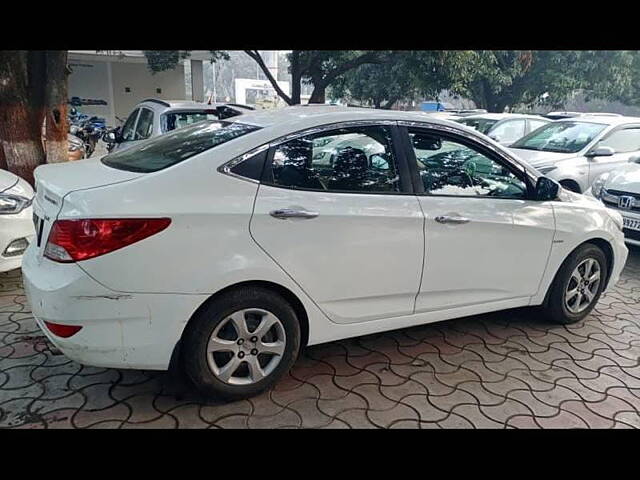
top-left (564, 258), bottom-right (601, 314)
top-left (544, 243), bottom-right (607, 325)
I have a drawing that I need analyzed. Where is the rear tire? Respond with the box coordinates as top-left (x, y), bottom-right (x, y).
top-left (182, 287), bottom-right (301, 400)
top-left (543, 244), bottom-right (607, 324)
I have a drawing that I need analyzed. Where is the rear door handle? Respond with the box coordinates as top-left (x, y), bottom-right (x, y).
top-left (435, 215), bottom-right (470, 225)
top-left (270, 208), bottom-right (319, 220)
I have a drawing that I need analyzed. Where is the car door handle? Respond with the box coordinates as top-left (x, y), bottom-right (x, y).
top-left (269, 208), bottom-right (319, 220)
top-left (435, 215), bottom-right (471, 225)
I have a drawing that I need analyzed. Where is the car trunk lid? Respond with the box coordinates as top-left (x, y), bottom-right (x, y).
top-left (31, 158), bottom-right (144, 255)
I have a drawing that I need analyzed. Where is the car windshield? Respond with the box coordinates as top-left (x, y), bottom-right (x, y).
top-left (511, 121), bottom-right (606, 153)
top-left (457, 118), bottom-right (499, 135)
top-left (102, 121), bottom-right (260, 173)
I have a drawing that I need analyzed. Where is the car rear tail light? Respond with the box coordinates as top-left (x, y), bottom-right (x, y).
top-left (44, 321), bottom-right (83, 338)
top-left (44, 218), bottom-right (171, 263)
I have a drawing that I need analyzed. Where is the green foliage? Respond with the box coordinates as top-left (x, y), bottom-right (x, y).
top-left (142, 50), bottom-right (228, 74)
top-left (453, 51), bottom-right (636, 112)
top-left (331, 51), bottom-right (475, 108)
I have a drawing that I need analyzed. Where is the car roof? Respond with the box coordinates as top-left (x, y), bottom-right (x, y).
top-left (137, 99), bottom-right (254, 112)
top-left (460, 113), bottom-right (548, 121)
top-left (233, 105), bottom-right (466, 130)
top-left (555, 115), bottom-right (640, 126)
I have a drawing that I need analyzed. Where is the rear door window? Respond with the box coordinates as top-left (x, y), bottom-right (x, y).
top-left (102, 121), bottom-right (261, 173)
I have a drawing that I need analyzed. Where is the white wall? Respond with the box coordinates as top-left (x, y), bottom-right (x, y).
top-left (110, 62), bottom-right (186, 122)
top-left (67, 60), bottom-right (114, 124)
top-left (67, 56), bottom-right (187, 126)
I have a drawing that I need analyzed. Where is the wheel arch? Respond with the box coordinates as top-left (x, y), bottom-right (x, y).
top-left (169, 280), bottom-right (310, 372)
top-left (543, 237), bottom-right (615, 306)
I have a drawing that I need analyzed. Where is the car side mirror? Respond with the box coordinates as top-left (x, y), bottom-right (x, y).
top-left (586, 146), bottom-right (615, 158)
top-left (534, 176), bottom-right (560, 201)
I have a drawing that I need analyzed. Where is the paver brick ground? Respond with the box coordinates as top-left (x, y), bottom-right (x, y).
top-left (1, 247), bottom-right (639, 428)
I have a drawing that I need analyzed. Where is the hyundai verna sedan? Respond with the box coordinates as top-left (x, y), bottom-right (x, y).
top-left (22, 106), bottom-right (628, 399)
top-left (509, 115), bottom-right (640, 193)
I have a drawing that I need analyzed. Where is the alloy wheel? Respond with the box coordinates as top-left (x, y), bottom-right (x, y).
top-left (206, 308), bottom-right (286, 385)
top-left (564, 258), bottom-right (601, 314)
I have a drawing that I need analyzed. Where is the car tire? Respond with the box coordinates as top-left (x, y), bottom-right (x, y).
top-left (182, 287), bottom-right (301, 400)
top-left (543, 243), bottom-right (607, 325)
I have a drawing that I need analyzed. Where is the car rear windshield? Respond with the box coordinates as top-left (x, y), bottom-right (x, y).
top-left (102, 121), bottom-right (261, 173)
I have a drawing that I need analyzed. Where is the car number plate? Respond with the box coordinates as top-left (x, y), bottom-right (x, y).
top-left (623, 217), bottom-right (640, 231)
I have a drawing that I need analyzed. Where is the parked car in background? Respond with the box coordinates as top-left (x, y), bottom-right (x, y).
top-left (456, 113), bottom-right (550, 146)
top-left (588, 158), bottom-right (640, 246)
top-left (23, 106), bottom-right (627, 400)
top-left (509, 115), bottom-right (640, 193)
top-left (103, 99), bottom-right (254, 152)
top-left (544, 111), bottom-right (623, 120)
top-left (0, 169), bottom-right (34, 273)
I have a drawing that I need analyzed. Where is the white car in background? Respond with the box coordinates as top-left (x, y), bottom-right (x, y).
top-left (589, 159), bottom-right (640, 246)
top-left (104, 99), bottom-right (254, 152)
top-left (456, 113), bottom-right (550, 146)
top-left (0, 169), bottom-right (35, 273)
top-left (509, 115), bottom-right (640, 193)
top-left (22, 106), bottom-right (628, 400)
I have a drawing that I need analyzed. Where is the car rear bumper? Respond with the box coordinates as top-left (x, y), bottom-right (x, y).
top-left (22, 244), bottom-right (207, 370)
top-left (0, 206), bottom-right (35, 273)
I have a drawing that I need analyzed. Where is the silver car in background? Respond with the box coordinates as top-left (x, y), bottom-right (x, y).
top-left (509, 115), bottom-right (640, 193)
top-left (104, 99), bottom-right (254, 152)
top-left (456, 113), bottom-right (550, 146)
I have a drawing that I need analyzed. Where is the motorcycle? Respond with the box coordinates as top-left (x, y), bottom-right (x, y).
top-left (68, 109), bottom-right (108, 158)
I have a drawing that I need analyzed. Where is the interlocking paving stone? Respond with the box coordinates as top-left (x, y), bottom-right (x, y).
top-left (1, 249), bottom-right (639, 428)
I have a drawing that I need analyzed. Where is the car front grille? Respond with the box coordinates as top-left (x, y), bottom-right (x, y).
top-left (602, 189), bottom-right (640, 212)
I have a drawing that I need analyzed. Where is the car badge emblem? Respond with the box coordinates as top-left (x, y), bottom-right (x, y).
top-left (618, 196), bottom-right (635, 210)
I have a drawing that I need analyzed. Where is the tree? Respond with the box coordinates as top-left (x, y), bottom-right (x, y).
top-left (246, 50), bottom-right (389, 105)
top-left (330, 51), bottom-right (476, 109)
top-left (454, 51), bottom-right (636, 112)
top-left (143, 50), bottom-right (229, 74)
top-left (0, 51), bottom-right (71, 184)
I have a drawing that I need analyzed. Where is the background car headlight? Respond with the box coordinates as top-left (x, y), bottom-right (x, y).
top-left (0, 194), bottom-right (32, 215)
top-left (591, 172), bottom-right (610, 199)
top-left (538, 165), bottom-right (557, 174)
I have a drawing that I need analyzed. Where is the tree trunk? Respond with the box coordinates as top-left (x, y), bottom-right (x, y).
top-left (308, 79), bottom-right (326, 104)
top-left (0, 51), bottom-right (47, 186)
top-left (0, 146), bottom-right (6, 170)
top-left (44, 51), bottom-right (70, 163)
top-left (290, 51), bottom-right (301, 105)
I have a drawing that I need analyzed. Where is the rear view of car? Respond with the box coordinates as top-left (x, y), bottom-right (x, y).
top-left (0, 170), bottom-right (35, 272)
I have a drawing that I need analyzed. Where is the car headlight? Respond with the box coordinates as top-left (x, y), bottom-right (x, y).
top-left (68, 144), bottom-right (81, 152)
top-left (591, 172), bottom-right (610, 199)
top-left (538, 165), bottom-right (557, 174)
top-left (0, 194), bottom-right (32, 215)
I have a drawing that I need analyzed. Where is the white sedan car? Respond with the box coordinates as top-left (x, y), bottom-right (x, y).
top-left (22, 106), bottom-right (628, 400)
top-left (1, 169), bottom-right (35, 273)
top-left (589, 159), bottom-right (640, 246)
